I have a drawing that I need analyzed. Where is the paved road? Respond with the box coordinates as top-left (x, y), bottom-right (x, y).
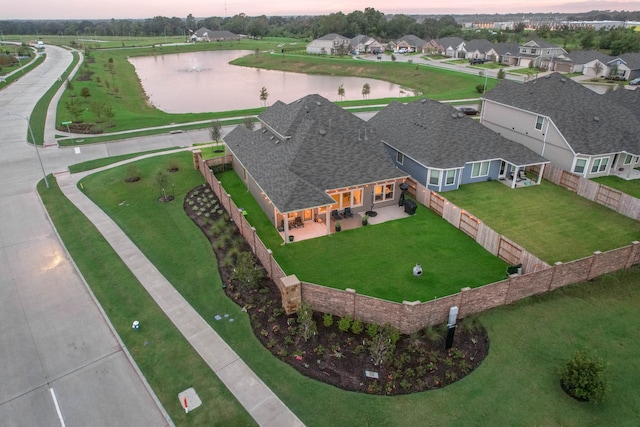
top-left (0, 45), bottom-right (170, 427)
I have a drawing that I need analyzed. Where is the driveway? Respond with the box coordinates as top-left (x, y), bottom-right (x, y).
top-left (0, 45), bottom-right (170, 426)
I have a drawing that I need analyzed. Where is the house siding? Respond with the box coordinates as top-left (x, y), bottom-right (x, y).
top-left (482, 101), bottom-right (575, 171)
top-left (386, 146), bottom-right (428, 186)
top-left (232, 157), bottom-right (277, 225)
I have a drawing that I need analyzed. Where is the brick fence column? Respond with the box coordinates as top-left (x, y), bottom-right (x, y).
top-left (625, 241), bottom-right (640, 268)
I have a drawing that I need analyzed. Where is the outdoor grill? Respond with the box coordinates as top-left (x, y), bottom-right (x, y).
top-left (404, 199), bottom-right (417, 215)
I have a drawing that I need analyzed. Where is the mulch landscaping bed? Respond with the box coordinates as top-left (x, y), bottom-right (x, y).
top-left (184, 183), bottom-right (489, 395)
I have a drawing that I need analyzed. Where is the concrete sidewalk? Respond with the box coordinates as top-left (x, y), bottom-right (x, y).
top-left (56, 169), bottom-right (304, 427)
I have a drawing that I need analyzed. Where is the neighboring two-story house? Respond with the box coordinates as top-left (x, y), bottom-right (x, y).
top-left (481, 73), bottom-right (640, 179)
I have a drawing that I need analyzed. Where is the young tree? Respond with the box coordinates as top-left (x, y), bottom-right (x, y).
top-left (593, 61), bottom-right (603, 78)
top-left (259, 86), bottom-right (269, 106)
top-left (296, 302), bottom-right (317, 342)
top-left (209, 120), bottom-right (224, 151)
top-left (154, 170), bottom-right (171, 201)
top-left (65, 98), bottom-right (84, 122)
top-left (497, 68), bottom-right (506, 80)
top-left (361, 82), bottom-right (371, 99)
top-left (231, 251), bottom-right (264, 289)
top-left (368, 324), bottom-right (400, 366)
top-left (243, 116), bottom-right (254, 130)
top-left (337, 83), bottom-right (345, 101)
top-left (80, 87), bottom-right (91, 98)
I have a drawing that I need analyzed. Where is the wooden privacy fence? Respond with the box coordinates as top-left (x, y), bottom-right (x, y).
top-left (194, 151), bottom-right (640, 334)
top-left (534, 163), bottom-right (640, 220)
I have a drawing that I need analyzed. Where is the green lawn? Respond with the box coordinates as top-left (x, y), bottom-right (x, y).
top-left (216, 170), bottom-right (508, 302)
top-left (232, 53), bottom-right (496, 100)
top-left (41, 152), bottom-right (640, 426)
top-left (592, 175), bottom-right (640, 199)
top-left (442, 180), bottom-right (640, 263)
top-left (38, 165), bottom-right (255, 427)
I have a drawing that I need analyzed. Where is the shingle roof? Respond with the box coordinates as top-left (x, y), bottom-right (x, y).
top-left (317, 33), bottom-right (349, 41)
top-left (618, 52), bottom-right (640, 69)
top-left (566, 50), bottom-right (613, 65)
top-left (483, 72), bottom-right (640, 156)
top-left (603, 88), bottom-right (640, 120)
top-left (494, 42), bottom-right (519, 55)
top-left (435, 37), bottom-right (465, 49)
top-left (465, 39), bottom-right (495, 53)
top-left (224, 94), bottom-right (407, 213)
top-left (368, 98), bottom-right (548, 169)
top-left (397, 34), bottom-right (427, 47)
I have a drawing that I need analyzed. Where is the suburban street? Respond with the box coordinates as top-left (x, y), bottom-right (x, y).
top-left (0, 45), bottom-right (171, 426)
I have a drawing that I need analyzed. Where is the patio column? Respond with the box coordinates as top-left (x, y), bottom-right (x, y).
top-left (325, 210), bottom-right (330, 235)
top-left (536, 164), bottom-right (546, 185)
top-left (283, 215), bottom-right (290, 243)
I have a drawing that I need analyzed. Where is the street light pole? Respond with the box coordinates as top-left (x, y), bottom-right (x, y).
top-left (7, 113), bottom-right (50, 189)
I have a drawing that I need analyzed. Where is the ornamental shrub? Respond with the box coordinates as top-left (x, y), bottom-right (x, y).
top-left (559, 351), bottom-right (609, 403)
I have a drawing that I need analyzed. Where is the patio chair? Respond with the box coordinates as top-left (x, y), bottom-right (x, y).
top-left (294, 216), bottom-right (304, 228)
top-left (331, 210), bottom-right (342, 221)
top-left (343, 207), bottom-right (354, 218)
top-left (517, 170), bottom-right (526, 181)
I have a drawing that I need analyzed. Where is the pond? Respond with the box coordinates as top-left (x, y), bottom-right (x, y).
top-left (128, 50), bottom-right (415, 113)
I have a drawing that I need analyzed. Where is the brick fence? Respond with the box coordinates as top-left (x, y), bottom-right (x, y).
top-left (195, 151), bottom-right (640, 334)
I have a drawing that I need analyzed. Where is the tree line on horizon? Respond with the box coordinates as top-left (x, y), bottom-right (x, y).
top-left (1, 8), bottom-right (639, 54)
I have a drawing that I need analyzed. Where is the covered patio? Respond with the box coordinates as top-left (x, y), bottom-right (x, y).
top-left (280, 204), bottom-right (411, 243)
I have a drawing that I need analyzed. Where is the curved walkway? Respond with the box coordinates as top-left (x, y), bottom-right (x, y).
top-left (56, 162), bottom-right (304, 427)
top-left (0, 45), bottom-right (171, 427)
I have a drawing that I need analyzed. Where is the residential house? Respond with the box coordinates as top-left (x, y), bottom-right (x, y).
top-left (517, 40), bottom-right (568, 69)
top-left (369, 98), bottom-right (549, 192)
top-left (494, 42), bottom-right (520, 66)
top-left (223, 94), bottom-right (408, 241)
top-left (393, 35), bottom-right (428, 53)
top-left (350, 35), bottom-right (383, 54)
top-left (608, 53), bottom-right (640, 80)
top-left (306, 33), bottom-right (351, 55)
top-left (481, 73), bottom-right (640, 179)
top-left (464, 39), bottom-right (498, 61)
top-left (430, 37), bottom-right (465, 57)
top-left (565, 50), bottom-right (614, 77)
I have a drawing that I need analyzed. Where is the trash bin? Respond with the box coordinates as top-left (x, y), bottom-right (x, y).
top-left (404, 199), bottom-right (417, 215)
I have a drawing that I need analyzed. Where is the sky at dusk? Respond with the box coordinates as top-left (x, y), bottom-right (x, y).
top-left (4, 0), bottom-right (639, 20)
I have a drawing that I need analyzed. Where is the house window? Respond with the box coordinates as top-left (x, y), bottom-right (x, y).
top-left (471, 161), bottom-right (490, 178)
top-left (446, 170), bottom-right (456, 185)
top-left (624, 154), bottom-right (633, 165)
top-left (531, 48), bottom-right (537, 54)
top-left (535, 116), bottom-right (544, 130)
top-left (573, 158), bottom-right (587, 174)
top-left (374, 183), bottom-right (395, 202)
top-left (429, 169), bottom-right (440, 186)
top-left (330, 189), bottom-right (364, 209)
top-left (591, 157), bottom-right (609, 173)
top-left (396, 151), bottom-right (404, 165)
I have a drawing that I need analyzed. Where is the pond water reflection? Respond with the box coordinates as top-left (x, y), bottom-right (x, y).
top-left (128, 50), bottom-right (415, 113)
